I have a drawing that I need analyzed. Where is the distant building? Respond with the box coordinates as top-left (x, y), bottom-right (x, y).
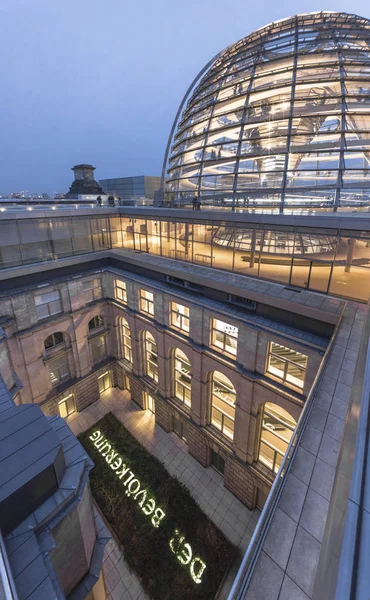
top-left (65, 164), bottom-right (105, 199)
top-left (99, 176), bottom-right (161, 200)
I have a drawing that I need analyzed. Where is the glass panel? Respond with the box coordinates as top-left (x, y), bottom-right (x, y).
top-left (71, 218), bottom-right (93, 254)
top-left (308, 262), bottom-right (331, 292)
top-left (59, 401), bottom-right (67, 419)
top-left (211, 407), bottom-right (223, 431)
top-left (286, 362), bottom-right (306, 388)
top-left (290, 258), bottom-right (311, 288)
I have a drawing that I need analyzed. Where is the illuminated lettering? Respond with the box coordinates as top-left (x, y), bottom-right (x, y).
top-left (89, 430), bottom-right (101, 442)
top-left (134, 489), bottom-right (147, 504)
top-left (169, 529), bottom-right (183, 554)
top-left (95, 437), bottom-right (106, 450)
top-left (110, 457), bottom-right (122, 471)
top-left (116, 465), bottom-right (130, 480)
top-left (122, 471), bottom-right (135, 486)
top-left (101, 443), bottom-right (112, 456)
top-left (142, 498), bottom-right (155, 515)
top-left (126, 478), bottom-right (141, 497)
top-left (190, 558), bottom-right (207, 584)
top-left (152, 508), bottom-right (166, 528)
top-left (178, 543), bottom-right (192, 565)
top-left (88, 429), bottom-right (209, 585)
top-left (106, 450), bottom-right (118, 465)
top-left (89, 430), bottom-right (166, 530)
top-left (169, 529), bottom-right (206, 584)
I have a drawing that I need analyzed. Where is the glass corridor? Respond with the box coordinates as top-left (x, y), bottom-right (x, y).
top-left (0, 214), bottom-right (369, 302)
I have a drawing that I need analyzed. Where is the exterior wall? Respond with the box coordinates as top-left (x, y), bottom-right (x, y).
top-left (0, 266), bottom-right (325, 509)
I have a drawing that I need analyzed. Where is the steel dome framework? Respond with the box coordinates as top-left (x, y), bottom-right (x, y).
top-left (164, 12), bottom-right (370, 211)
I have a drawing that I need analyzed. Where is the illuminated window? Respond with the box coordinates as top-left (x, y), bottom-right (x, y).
top-left (174, 349), bottom-right (191, 407)
top-left (120, 317), bottom-right (132, 363)
top-left (267, 342), bottom-right (308, 389)
top-left (58, 393), bottom-right (75, 418)
top-left (88, 315), bottom-right (104, 331)
top-left (83, 278), bottom-right (102, 302)
top-left (35, 290), bottom-right (62, 320)
top-left (210, 371), bottom-right (236, 440)
top-left (115, 280), bottom-right (127, 303)
top-left (144, 391), bottom-right (155, 413)
top-left (49, 354), bottom-right (70, 386)
top-left (170, 302), bottom-right (190, 334)
top-left (140, 289), bottom-right (154, 316)
top-left (90, 335), bottom-right (107, 364)
top-left (258, 403), bottom-right (296, 473)
top-left (211, 319), bottom-right (238, 357)
top-left (44, 332), bottom-right (64, 350)
top-left (144, 331), bottom-right (158, 382)
top-left (98, 371), bottom-right (110, 394)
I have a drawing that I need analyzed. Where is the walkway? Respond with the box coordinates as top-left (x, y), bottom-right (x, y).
top-left (68, 388), bottom-right (260, 600)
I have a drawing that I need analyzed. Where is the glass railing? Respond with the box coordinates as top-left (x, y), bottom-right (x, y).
top-left (0, 209), bottom-right (369, 302)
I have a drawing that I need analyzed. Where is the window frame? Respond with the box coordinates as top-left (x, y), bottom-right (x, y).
top-left (144, 333), bottom-right (158, 382)
top-left (83, 278), bottom-right (102, 303)
top-left (90, 334), bottom-right (107, 364)
top-left (173, 349), bottom-right (191, 407)
top-left (88, 315), bottom-right (104, 332)
top-left (44, 332), bottom-right (64, 350)
top-left (258, 403), bottom-right (296, 473)
top-left (35, 290), bottom-right (62, 321)
top-left (170, 302), bottom-right (190, 334)
top-left (115, 279), bottom-right (127, 303)
top-left (210, 372), bottom-right (236, 441)
top-left (121, 318), bottom-right (132, 363)
top-left (49, 352), bottom-right (70, 386)
top-left (139, 289), bottom-right (154, 317)
top-left (266, 341), bottom-right (308, 390)
top-left (58, 393), bottom-right (76, 418)
top-left (210, 318), bottom-right (238, 357)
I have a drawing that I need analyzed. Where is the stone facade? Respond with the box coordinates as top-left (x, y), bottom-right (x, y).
top-left (0, 265), bottom-right (327, 509)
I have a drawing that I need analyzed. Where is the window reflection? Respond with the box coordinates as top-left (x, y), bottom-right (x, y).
top-left (259, 403), bottom-right (297, 473)
top-left (210, 371), bottom-right (236, 441)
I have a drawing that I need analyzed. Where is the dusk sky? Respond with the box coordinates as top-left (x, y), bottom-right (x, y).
top-left (1, 0), bottom-right (370, 194)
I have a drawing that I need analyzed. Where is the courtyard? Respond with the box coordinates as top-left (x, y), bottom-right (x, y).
top-left (67, 387), bottom-right (260, 600)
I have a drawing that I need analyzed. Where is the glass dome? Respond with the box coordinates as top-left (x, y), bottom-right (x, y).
top-left (164, 12), bottom-right (370, 211)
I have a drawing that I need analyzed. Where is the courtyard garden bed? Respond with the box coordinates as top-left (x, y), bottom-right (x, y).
top-left (79, 412), bottom-right (237, 600)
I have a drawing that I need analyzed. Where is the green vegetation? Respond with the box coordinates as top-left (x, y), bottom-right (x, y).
top-left (79, 412), bottom-right (237, 600)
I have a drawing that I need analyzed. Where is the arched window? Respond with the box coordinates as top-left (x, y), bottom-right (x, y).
top-left (88, 315), bottom-right (104, 331)
top-left (44, 332), bottom-right (64, 350)
top-left (210, 371), bottom-right (236, 440)
top-left (258, 403), bottom-right (297, 473)
top-left (120, 317), bottom-right (132, 363)
top-left (143, 331), bottom-right (158, 382)
top-left (174, 349), bottom-right (191, 407)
